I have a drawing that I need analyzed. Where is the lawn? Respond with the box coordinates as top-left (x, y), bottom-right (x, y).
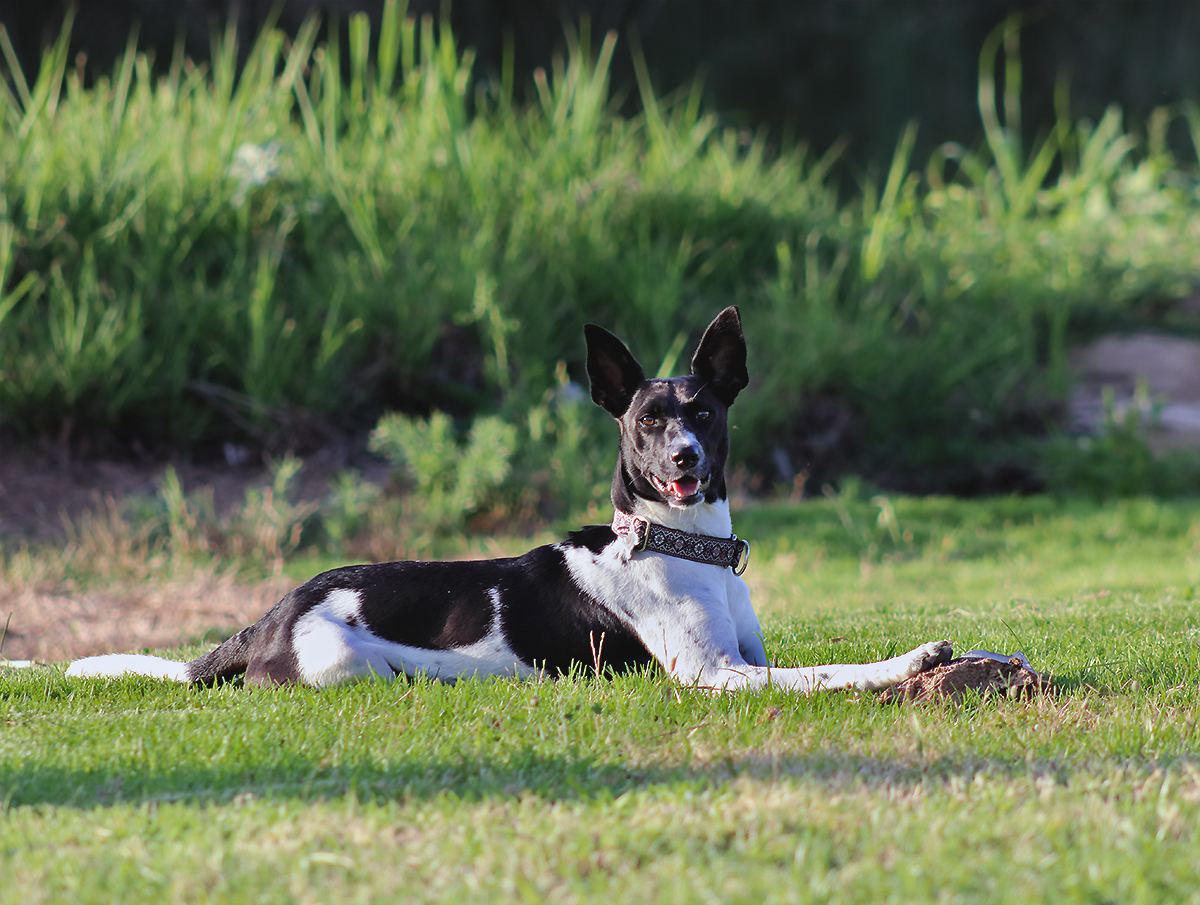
top-left (3, 493), bottom-right (1200, 904)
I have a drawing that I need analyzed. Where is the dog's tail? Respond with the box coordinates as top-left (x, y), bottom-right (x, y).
top-left (65, 623), bottom-right (259, 686)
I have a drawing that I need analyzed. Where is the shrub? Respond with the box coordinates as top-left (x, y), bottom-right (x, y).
top-left (368, 411), bottom-right (517, 533)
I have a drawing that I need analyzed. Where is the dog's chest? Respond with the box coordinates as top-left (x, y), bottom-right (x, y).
top-left (558, 538), bottom-right (738, 664)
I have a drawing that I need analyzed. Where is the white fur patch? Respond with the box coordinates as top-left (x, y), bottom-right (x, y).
top-left (65, 654), bottom-right (190, 683)
top-left (292, 586), bottom-right (538, 687)
top-left (633, 496), bottom-right (733, 538)
top-left (560, 524), bottom-right (744, 684)
top-left (567, 498), bottom-right (940, 693)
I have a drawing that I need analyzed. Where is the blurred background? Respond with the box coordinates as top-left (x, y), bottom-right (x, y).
top-left (6, 1), bottom-right (1200, 171)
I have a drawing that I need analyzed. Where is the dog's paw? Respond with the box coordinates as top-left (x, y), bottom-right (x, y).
top-left (909, 640), bottom-right (953, 675)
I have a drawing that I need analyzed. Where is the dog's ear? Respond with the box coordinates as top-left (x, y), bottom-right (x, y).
top-left (585, 324), bottom-right (646, 418)
top-left (691, 306), bottom-right (748, 406)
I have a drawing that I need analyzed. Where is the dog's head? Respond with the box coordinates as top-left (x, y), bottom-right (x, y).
top-left (585, 306), bottom-right (748, 513)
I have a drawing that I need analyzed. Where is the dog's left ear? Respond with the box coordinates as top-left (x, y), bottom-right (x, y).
top-left (691, 306), bottom-right (748, 406)
top-left (586, 323), bottom-right (646, 418)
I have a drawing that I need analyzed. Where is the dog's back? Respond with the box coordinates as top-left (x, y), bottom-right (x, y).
top-left (69, 528), bottom-right (657, 685)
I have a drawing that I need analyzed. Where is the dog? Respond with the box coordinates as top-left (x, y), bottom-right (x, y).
top-left (67, 307), bottom-right (952, 691)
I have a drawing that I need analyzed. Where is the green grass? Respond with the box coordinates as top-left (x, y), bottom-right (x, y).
top-left (4, 494), bottom-right (1200, 903)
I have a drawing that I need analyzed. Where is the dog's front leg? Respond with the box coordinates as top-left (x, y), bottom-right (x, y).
top-left (693, 640), bottom-right (953, 694)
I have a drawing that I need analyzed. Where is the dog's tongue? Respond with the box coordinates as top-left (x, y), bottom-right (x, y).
top-left (670, 477), bottom-right (700, 499)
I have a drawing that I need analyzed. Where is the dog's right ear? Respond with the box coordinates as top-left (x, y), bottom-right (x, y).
top-left (585, 324), bottom-right (646, 418)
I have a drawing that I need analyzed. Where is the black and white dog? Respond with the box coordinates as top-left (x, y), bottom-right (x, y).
top-left (68, 307), bottom-right (951, 692)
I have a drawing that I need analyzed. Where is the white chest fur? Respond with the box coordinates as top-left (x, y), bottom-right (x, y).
top-left (560, 500), bottom-right (764, 682)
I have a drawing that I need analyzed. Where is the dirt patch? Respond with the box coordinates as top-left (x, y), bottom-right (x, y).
top-left (0, 443), bottom-right (387, 664)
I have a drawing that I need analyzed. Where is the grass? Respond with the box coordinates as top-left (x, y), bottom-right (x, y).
top-left (5, 6), bottom-right (1200, 489)
top-left (3, 493), bottom-right (1200, 903)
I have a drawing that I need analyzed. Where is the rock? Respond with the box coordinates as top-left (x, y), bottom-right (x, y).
top-left (1070, 334), bottom-right (1200, 451)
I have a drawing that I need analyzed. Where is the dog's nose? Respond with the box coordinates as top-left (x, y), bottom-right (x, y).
top-left (673, 448), bottom-right (699, 469)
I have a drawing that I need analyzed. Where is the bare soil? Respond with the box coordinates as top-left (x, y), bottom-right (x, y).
top-left (1070, 333), bottom-right (1200, 450)
top-left (0, 443), bottom-right (388, 543)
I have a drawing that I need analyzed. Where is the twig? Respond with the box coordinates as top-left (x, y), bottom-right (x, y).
top-left (589, 630), bottom-right (606, 678)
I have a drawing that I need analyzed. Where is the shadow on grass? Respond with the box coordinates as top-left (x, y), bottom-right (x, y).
top-left (0, 749), bottom-right (1097, 810)
top-left (3, 662), bottom-right (1188, 809)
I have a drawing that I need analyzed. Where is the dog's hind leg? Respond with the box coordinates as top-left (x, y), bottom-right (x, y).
top-left (286, 608), bottom-right (397, 687)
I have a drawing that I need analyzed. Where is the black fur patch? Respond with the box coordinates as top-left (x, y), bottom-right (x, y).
top-left (498, 542), bottom-right (655, 675)
top-left (225, 534), bottom-right (653, 681)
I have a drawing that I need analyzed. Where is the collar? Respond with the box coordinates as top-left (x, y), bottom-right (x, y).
top-left (611, 509), bottom-right (750, 574)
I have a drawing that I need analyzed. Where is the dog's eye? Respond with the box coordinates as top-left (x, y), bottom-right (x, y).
top-left (639, 414), bottom-right (657, 427)
top-left (695, 410), bottom-right (711, 421)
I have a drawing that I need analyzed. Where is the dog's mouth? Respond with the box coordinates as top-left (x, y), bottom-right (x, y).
top-left (649, 472), bottom-right (711, 504)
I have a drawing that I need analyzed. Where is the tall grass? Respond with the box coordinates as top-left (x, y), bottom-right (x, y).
top-left (2, 7), bottom-right (1200, 489)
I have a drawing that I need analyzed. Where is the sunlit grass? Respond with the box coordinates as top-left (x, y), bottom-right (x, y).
top-left (3, 494), bottom-right (1200, 903)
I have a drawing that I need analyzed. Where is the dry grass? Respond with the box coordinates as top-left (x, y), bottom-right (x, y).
top-left (0, 492), bottom-right (290, 662)
top-left (0, 568), bottom-right (288, 663)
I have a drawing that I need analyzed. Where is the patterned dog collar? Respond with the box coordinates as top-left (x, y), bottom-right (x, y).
top-left (611, 511), bottom-right (750, 574)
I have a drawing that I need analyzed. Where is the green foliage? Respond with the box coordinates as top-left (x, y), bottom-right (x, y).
top-left (47, 457), bottom-right (320, 579)
top-left (230, 456), bottom-right (319, 564)
top-left (368, 410), bottom-right (517, 532)
top-left (514, 361), bottom-right (613, 518)
top-left (363, 367), bottom-right (613, 540)
top-left (317, 469), bottom-right (383, 554)
top-left (151, 456), bottom-right (317, 567)
top-left (740, 19), bottom-right (1200, 481)
top-left (3, 9), bottom-right (1200, 492)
